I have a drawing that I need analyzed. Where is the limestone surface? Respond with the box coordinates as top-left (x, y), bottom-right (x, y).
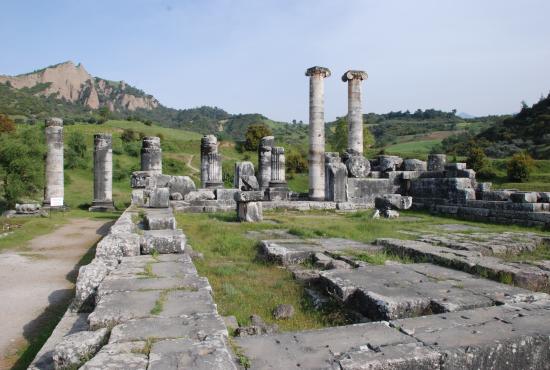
top-left (52, 328), bottom-right (108, 369)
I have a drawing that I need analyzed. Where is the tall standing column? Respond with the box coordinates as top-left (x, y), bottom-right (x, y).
top-left (258, 136), bottom-right (274, 190)
top-left (305, 66), bottom-right (331, 201)
top-left (141, 136), bottom-right (162, 174)
top-left (342, 70), bottom-right (368, 156)
top-left (43, 117), bottom-right (64, 207)
top-left (200, 135), bottom-right (223, 188)
top-left (90, 133), bottom-right (115, 211)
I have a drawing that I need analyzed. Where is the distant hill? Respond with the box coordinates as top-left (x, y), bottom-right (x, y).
top-left (457, 112), bottom-right (475, 119)
top-left (477, 95), bottom-right (550, 159)
top-left (0, 61), bottom-right (307, 142)
top-left (0, 61), bottom-right (158, 111)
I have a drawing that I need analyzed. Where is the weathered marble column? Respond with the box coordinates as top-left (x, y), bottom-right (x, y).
top-left (258, 136), bottom-right (274, 190)
top-left (200, 135), bottom-right (223, 188)
top-left (342, 70), bottom-right (368, 156)
top-left (269, 147), bottom-right (287, 187)
top-left (90, 134), bottom-right (115, 211)
top-left (305, 66), bottom-right (331, 201)
top-left (141, 136), bottom-right (162, 174)
top-left (43, 117), bottom-right (64, 207)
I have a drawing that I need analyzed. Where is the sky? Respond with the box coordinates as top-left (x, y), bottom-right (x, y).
top-left (1, 0), bottom-right (550, 122)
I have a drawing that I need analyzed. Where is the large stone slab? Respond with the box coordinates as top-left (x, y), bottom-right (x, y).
top-left (109, 313), bottom-right (227, 343)
top-left (338, 343), bottom-right (440, 370)
top-left (320, 263), bottom-right (537, 320)
top-left (141, 229), bottom-right (186, 254)
top-left (80, 341), bottom-right (148, 370)
top-left (148, 337), bottom-right (237, 370)
top-left (143, 208), bottom-right (177, 230)
top-left (234, 322), bottom-right (414, 369)
top-left (89, 289), bottom-right (217, 330)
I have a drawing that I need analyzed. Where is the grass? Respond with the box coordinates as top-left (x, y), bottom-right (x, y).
top-left (175, 209), bottom-right (550, 333)
top-left (385, 139), bottom-right (441, 158)
top-left (502, 241), bottom-right (550, 262)
top-left (352, 251), bottom-right (415, 265)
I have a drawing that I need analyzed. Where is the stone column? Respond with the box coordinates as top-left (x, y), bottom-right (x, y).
top-left (141, 136), bottom-right (162, 174)
top-left (200, 135), bottom-right (223, 188)
top-left (258, 136), bottom-right (274, 190)
top-left (342, 70), bottom-right (368, 156)
top-left (269, 147), bottom-right (287, 187)
top-left (43, 117), bottom-right (64, 207)
top-left (305, 66), bottom-right (331, 201)
top-left (90, 134), bottom-right (115, 211)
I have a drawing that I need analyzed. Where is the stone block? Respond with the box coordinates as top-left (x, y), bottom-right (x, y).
top-left (347, 178), bottom-right (397, 205)
top-left (214, 188), bottom-right (239, 201)
top-left (170, 192), bottom-right (183, 200)
top-left (80, 342), bottom-right (148, 370)
top-left (345, 155), bottom-right (371, 177)
top-left (402, 159), bottom-right (427, 171)
top-left (378, 155), bottom-right (403, 172)
top-left (148, 337), bottom-right (237, 370)
top-left (479, 190), bottom-right (512, 201)
top-left (53, 328), bottom-right (109, 369)
top-left (131, 171), bottom-right (151, 189)
top-left (167, 176), bottom-right (196, 197)
top-left (237, 201), bottom-right (263, 222)
top-left (235, 190), bottom-right (264, 202)
top-left (15, 203), bottom-right (41, 214)
top-left (141, 229), bottom-right (186, 254)
top-left (109, 313), bottom-right (228, 343)
top-left (510, 192), bottom-right (538, 203)
top-left (267, 187), bottom-right (289, 201)
top-left (325, 162), bottom-right (348, 202)
top-left (539, 192), bottom-right (550, 203)
top-left (427, 154), bottom-right (446, 171)
top-left (143, 210), bottom-right (176, 230)
top-left (148, 187), bottom-right (170, 208)
top-left (131, 189), bottom-right (145, 206)
top-left (234, 161), bottom-right (259, 190)
top-left (96, 232), bottom-right (140, 259)
top-left (375, 194), bottom-right (413, 210)
top-left (338, 343), bottom-right (441, 370)
top-left (72, 259), bottom-right (109, 312)
top-left (184, 189), bottom-right (215, 202)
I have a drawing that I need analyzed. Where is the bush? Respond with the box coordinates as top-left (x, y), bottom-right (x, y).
top-left (65, 132), bottom-right (88, 169)
top-left (123, 141), bottom-right (141, 157)
top-left (121, 129), bottom-right (138, 143)
top-left (0, 114), bottom-right (16, 134)
top-left (286, 148), bottom-right (308, 174)
top-left (244, 124), bottom-right (272, 151)
top-left (476, 165), bottom-right (498, 180)
top-left (507, 152), bottom-right (534, 182)
top-left (466, 146), bottom-right (487, 172)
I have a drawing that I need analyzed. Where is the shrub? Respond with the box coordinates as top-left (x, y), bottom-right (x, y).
top-left (466, 146), bottom-right (487, 172)
top-left (65, 132), bottom-right (88, 169)
top-left (244, 124), bottom-right (272, 151)
top-left (507, 152), bottom-right (534, 182)
top-left (121, 129), bottom-right (138, 143)
top-left (0, 113), bottom-right (16, 134)
top-left (476, 165), bottom-right (498, 180)
top-left (286, 148), bottom-right (308, 174)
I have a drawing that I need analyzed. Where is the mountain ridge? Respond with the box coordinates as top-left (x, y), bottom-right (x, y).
top-left (0, 61), bottom-right (159, 111)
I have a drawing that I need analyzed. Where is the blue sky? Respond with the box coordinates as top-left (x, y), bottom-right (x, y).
top-left (1, 0), bottom-right (549, 122)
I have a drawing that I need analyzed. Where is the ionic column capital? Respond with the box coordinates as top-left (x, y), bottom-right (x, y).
top-left (305, 66), bottom-right (331, 78)
top-left (341, 70), bottom-right (368, 82)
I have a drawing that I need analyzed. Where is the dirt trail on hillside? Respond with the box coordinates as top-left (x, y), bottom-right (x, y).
top-left (0, 218), bottom-right (112, 369)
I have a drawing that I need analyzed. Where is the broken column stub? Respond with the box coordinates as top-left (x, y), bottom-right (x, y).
top-left (342, 70), bottom-right (368, 156)
top-left (345, 155), bottom-right (370, 178)
top-left (268, 147), bottom-right (289, 201)
top-left (90, 134), bottom-right (115, 211)
top-left (140, 136), bottom-right (162, 174)
top-left (427, 154), bottom-right (447, 171)
top-left (200, 135), bottom-right (223, 189)
top-left (325, 153), bottom-right (348, 202)
top-left (306, 66), bottom-right (331, 201)
top-left (234, 161), bottom-right (259, 191)
top-left (258, 136), bottom-right (274, 190)
top-left (43, 117), bottom-right (65, 207)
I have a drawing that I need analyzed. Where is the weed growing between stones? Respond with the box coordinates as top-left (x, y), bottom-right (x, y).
top-left (138, 261), bottom-right (159, 279)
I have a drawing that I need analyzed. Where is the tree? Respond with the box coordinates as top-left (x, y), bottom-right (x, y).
top-left (0, 113), bottom-right (15, 134)
top-left (507, 152), bottom-right (534, 182)
top-left (244, 124), bottom-right (272, 151)
top-left (466, 145), bottom-right (487, 172)
top-left (121, 128), bottom-right (138, 142)
top-left (328, 118), bottom-right (375, 154)
top-left (65, 132), bottom-right (88, 169)
top-left (286, 147), bottom-right (308, 174)
top-left (0, 127), bottom-right (45, 206)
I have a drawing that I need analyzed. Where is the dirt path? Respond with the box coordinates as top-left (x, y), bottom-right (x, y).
top-left (0, 218), bottom-right (112, 369)
top-left (185, 154), bottom-right (200, 173)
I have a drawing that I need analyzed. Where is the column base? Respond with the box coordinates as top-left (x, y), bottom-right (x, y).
top-left (89, 201), bottom-right (116, 212)
top-left (268, 181), bottom-right (288, 189)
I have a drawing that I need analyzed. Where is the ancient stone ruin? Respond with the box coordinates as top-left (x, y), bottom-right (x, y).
top-left (29, 67), bottom-right (550, 369)
top-left (43, 117), bottom-right (65, 208)
top-left (89, 134), bottom-right (115, 211)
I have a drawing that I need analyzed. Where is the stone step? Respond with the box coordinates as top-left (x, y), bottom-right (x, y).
top-left (319, 263), bottom-right (544, 321)
top-left (141, 229), bottom-right (186, 254)
top-left (377, 238), bottom-right (550, 292)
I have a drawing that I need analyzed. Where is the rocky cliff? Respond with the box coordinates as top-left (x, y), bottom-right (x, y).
top-left (0, 61), bottom-right (159, 112)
